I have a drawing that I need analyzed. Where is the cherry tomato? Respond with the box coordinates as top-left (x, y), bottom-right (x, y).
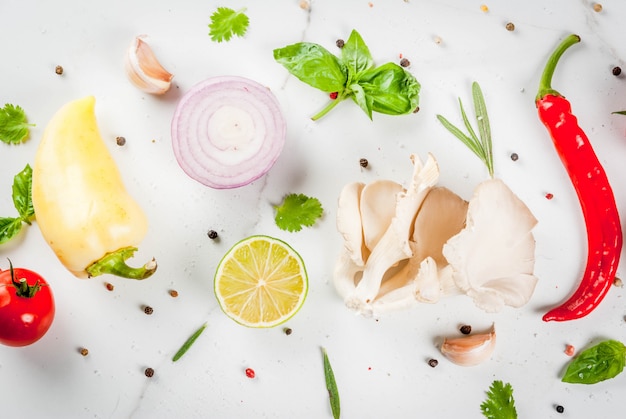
top-left (0, 262), bottom-right (55, 347)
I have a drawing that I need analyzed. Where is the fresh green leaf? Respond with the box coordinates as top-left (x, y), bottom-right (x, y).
top-left (208, 7), bottom-right (249, 42)
top-left (480, 380), bottom-right (517, 419)
top-left (0, 104), bottom-right (34, 144)
top-left (322, 347), bottom-right (340, 419)
top-left (172, 323), bottom-right (207, 362)
top-left (0, 217), bottom-right (23, 244)
top-left (12, 164), bottom-right (34, 222)
top-left (341, 29), bottom-right (374, 82)
top-left (349, 83), bottom-right (372, 120)
top-left (437, 81), bottom-right (494, 177)
top-left (562, 339), bottom-right (626, 384)
top-left (273, 43), bottom-right (347, 92)
top-left (356, 62), bottom-right (421, 115)
top-left (274, 193), bottom-right (323, 232)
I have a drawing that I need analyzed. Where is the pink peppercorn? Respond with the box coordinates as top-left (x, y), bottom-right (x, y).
top-left (245, 368), bottom-right (255, 378)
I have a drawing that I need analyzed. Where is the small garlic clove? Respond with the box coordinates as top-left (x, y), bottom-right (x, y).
top-left (125, 36), bottom-right (173, 95)
top-left (441, 325), bottom-right (496, 366)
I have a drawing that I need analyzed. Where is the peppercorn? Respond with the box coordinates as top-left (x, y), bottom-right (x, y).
top-left (283, 327), bottom-right (293, 335)
top-left (593, 3), bottom-right (602, 12)
top-left (79, 347), bottom-right (89, 356)
top-left (144, 305), bottom-right (154, 315)
top-left (329, 92), bottom-right (338, 100)
top-left (359, 158), bottom-right (369, 168)
top-left (612, 66), bottom-right (622, 76)
top-left (413, 106), bottom-right (420, 113)
top-left (505, 22), bottom-right (515, 32)
top-left (169, 289), bottom-right (179, 297)
top-left (336, 39), bottom-right (345, 48)
top-left (427, 358), bottom-right (438, 367)
top-left (400, 58), bottom-right (410, 67)
top-left (613, 277), bottom-right (623, 287)
top-left (556, 405), bottom-right (564, 413)
top-left (545, 193), bottom-right (554, 200)
top-left (144, 367), bottom-right (154, 378)
top-left (116, 136), bottom-right (126, 146)
top-left (510, 152), bottom-right (519, 161)
top-left (245, 367), bottom-right (255, 378)
top-left (459, 325), bottom-right (472, 335)
top-left (55, 65), bottom-right (64, 75)
top-left (207, 230), bottom-right (218, 240)
top-left (105, 282), bottom-right (114, 291)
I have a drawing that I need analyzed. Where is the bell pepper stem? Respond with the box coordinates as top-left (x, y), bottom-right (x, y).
top-left (536, 34), bottom-right (581, 101)
top-left (85, 247), bottom-right (157, 280)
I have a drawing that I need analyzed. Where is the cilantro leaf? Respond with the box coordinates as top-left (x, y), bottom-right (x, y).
top-left (0, 104), bottom-right (34, 144)
top-left (0, 164), bottom-right (35, 244)
top-left (208, 7), bottom-right (249, 42)
top-left (480, 380), bottom-right (517, 419)
top-left (274, 193), bottom-right (323, 232)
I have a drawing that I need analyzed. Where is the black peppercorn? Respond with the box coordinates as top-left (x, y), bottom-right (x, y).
top-left (505, 22), bottom-right (515, 31)
top-left (400, 58), bottom-right (410, 67)
top-left (510, 152), bottom-right (519, 161)
top-left (116, 136), bottom-right (126, 146)
top-left (145, 367), bottom-right (155, 377)
top-left (612, 66), bottom-right (622, 76)
top-left (283, 327), bottom-right (293, 335)
top-left (359, 158), bottom-right (369, 168)
top-left (556, 405), bottom-right (564, 413)
top-left (336, 39), bottom-right (345, 48)
top-left (55, 65), bottom-right (64, 75)
top-left (207, 230), bottom-right (218, 239)
top-left (144, 306), bottom-right (154, 315)
top-left (427, 358), bottom-right (438, 368)
top-left (460, 325), bottom-right (472, 335)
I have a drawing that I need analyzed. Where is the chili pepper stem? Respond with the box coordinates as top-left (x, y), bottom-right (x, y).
top-left (536, 34), bottom-right (581, 100)
top-left (85, 247), bottom-right (157, 280)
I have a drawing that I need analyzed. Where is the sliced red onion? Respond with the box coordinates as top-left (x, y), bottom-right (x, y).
top-left (171, 76), bottom-right (286, 189)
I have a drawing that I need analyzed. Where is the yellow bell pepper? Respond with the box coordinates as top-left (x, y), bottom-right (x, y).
top-left (32, 96), bottom-right (157, 279)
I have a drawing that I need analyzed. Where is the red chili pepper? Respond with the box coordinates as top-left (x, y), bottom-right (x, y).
top-left (536, 34), bottom-right (622, 321)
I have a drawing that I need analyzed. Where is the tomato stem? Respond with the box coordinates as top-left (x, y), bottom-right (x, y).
top-left (8, 259), bottom-right (41, 298)
top-left (536, 34), bottom-right (581, 101)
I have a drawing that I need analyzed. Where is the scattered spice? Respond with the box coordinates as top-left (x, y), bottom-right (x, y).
top-left (245, 367), bottom-right (256, 378)
top-left (359, 158), bottom-right (369, 168)
top-left (283, 327), bottom-right (293, 335)
top-left (593, 3), bottom-right (603, 12)
top-left (510, 152), bottom-right (519, 161)
top-left (172, 323), bottom-right (207, 362)
top-left (564, 344), bottom-right (575, 356)
top-left (336, 39), bottom-right (345, 49)
top-left (400, 58), bottom-right (410, 67)
top-left (613, 276), bottom-right (623, 287)
top-left (105, 282), bottom-right (114, 291)
top-left (55, 65), bottom-right (64, 75)
top-left (505, 22), bottom-right (515, 31)
top-left (299, 0), bottom-right (310, 10)
top-left (545, 193), bottom-right (554, 200)
top-left (612, 66), bottom-right (622, 76)
top-left (79, 347), bottom-right (89, 356)
top-left (480, 4), bottom-right (489, 12)
top-left (329, 92), bottom-right (339, 100)
top-left (144, 305), bottom-right (154, 315)
top-left (434, 36), bottom-right (442, 45)
top-left (428, 358), bottom-right (439, 368)
top-left (207, 230), bottom-right (218, 240)
top-left (115, 136), bottom-right (126, 146)
top-left (169, 289), bottom-right (179, 297)
top-left (413, 106), bottom-right (420, 113)
top-left (556, 405), bottom-right (565, 413)
top-left (460, 325), bottom-right (472, 335)
top-left (144, 367), bottom-right (154, 377)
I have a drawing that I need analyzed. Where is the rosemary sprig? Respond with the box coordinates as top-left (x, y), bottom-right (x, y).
top-left (321, 347), bottom-right (340, 419)
top-left (172, 322), bottom-right (207, 362)
top-left (436, 81), bottom-right (494, 178)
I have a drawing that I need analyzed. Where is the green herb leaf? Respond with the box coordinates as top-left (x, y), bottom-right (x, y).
top-left (437, 81), bottom-right (494, 177)
top-left (322, 347), bottom-right (340, 419)
top-left (562, 339), bottom-right (626, 384)
top-left (172, 322), bottom-right (207, 362)
top-left (274, 193), bottom-right (323, 232)
top-left (0, 217), bottom-right (23, 244)
top-left (0, 104), bottom-right (34, 144)
top-left (208, 7), bottom-right (249, 42)
top-left (12, 164), bottom-right (34, 222)
top-left (273, 43), bottom-right (347, 92)
top-left (612, 110), bottom-right (626, 115)
top-left (480, 380), bottom-right (518, 419)
top-left (274, 29), bottom-right (420, 121)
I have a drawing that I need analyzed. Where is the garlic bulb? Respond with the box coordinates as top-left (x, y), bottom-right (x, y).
top-left (441, 325), bottom-right (496, 366)
top-left (125, 36), bottom-right (173, 95)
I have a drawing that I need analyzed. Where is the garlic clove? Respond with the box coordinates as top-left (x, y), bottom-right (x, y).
top-left (441, 325), bottom-right (496, 366)
top-left (125, 36), bottom-right (173, 95)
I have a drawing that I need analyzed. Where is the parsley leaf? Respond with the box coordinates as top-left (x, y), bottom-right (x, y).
top-left (208, 7), bottom-right (249, 42)
top-left (274, 193), bottom-right (323, 232)
top-left (480, 380), bottom-right (517, 419)
top-left (0, 104), bottom-right (35, 144)
top-left (0, 164), bottom-right (35, 244)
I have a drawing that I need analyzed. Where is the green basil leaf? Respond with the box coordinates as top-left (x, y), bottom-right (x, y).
top-left (356, 62), bottom-right (420, 115)
top-left (12, 164), bottom-right (34, 222)
top-left (341, 29), bottom-right (373, 82)
top-left (274, 42), bottom-right (347, 92)
top-left (562, 340), bottom-right (626, 384)
top-left (349, 83), bottom-right (373, 120)
top-left (0, 217), bottom-right (23, 244)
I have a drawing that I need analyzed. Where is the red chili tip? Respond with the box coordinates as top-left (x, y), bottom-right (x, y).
top-left (245, 368), bottom-right (255, 379)
top-left (329, 92), bottom-right (338, 100)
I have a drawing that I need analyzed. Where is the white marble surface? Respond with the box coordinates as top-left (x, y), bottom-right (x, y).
top-left (1, 0), bottom-right (626, 417)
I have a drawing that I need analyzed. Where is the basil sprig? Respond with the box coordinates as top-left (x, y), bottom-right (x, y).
top-left (274, 29), bottom-right (420, 121)
top-left (562, 339), bottom-right (626, 384)
top-left (0, 164), bottom-right (35, 244)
